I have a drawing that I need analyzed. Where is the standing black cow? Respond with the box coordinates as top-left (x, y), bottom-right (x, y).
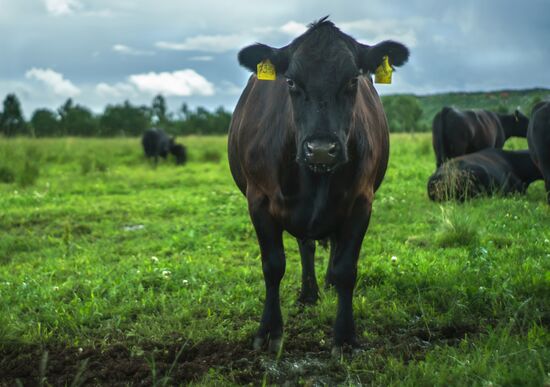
top-left (432, 107), bottom-right (529, 167)
top-left (527, 101), bottom-right (550, 204)
top-left (427, 148), bottom-right (541, 201)
top-left (228, 17), bottom-right (409, 354)
top-left (142, 128), bottom-right (187, 165)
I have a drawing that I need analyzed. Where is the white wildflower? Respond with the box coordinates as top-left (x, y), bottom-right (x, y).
top-left (151, 256), bottom-right (159, 263)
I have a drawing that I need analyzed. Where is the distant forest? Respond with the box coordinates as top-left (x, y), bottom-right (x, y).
top-left (0, 89), bottom-right (548, 137)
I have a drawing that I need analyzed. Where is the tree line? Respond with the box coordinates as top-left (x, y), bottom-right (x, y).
top-left (0, 92), bottom-right (429, 137)
top-left (0, 94), bottom-right (232, 137)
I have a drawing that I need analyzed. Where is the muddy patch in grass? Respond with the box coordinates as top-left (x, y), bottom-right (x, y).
top-left (0, 325), bottom-right (480, 386)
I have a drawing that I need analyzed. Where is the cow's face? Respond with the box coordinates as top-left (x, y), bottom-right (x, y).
top-left (239, 23), bottom-right (408, 173)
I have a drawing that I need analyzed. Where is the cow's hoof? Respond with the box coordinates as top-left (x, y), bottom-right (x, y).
top-left (297, 293), bottom-right (319, 306)
top-left (253, 336), bottom-right (265, 351)
top-left (253, 336), bottom-right (283, 353)
top-left (268, 337), bottom-right (283, 354)
top-left (331, 345), bottom-right (343, 359)
top-left (331, 340), bottom-right (361, 358)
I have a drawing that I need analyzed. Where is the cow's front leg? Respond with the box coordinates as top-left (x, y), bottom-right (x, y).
top-left (248, 189), bottom-right (285, 353)
top-left (329, 197), bottom-right (372, 355)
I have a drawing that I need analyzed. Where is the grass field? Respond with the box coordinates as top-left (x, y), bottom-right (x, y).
top-left (0, 135), bottom-right (549, 386)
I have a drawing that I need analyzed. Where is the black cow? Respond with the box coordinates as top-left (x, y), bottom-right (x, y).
top-left (527, 101), bottom-right (550, 204)
top-left (427, 148), bottom-right (542, 201)
top-left (432, 107), bottom-right (529, 167)
top-left (228, 17), bottom-right (409, 354)
top-left (142, 128), bottom-right (187, 165)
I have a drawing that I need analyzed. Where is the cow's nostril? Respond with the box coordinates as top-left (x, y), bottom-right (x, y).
top-left (328, 143), bottom-right (337, 157)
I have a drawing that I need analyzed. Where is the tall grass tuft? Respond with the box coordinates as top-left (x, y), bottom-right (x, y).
top-left (436, 205), bottom-right (479, 247)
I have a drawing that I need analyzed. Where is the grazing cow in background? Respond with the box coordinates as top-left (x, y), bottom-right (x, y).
top-left (228, 17), bottom-right (409, 354)
top-left (142, 128), bottom-right (187, 165)
top-left (427, 148), bottom-right (541, 201)
top-left (527, 101), bottom-right (550, 204)
top-left (432, 107), bottom-right (529, 167)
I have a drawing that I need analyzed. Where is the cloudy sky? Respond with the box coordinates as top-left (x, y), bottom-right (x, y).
top-left (1, 0), bottom-right (549, 117)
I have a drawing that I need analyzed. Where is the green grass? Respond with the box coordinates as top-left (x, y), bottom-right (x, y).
top-left (0, 135), bottom-right (549, 385)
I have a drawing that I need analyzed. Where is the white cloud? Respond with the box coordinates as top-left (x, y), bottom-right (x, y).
top-left (217, 81), bottom-right (242, 96)
top-left (280, 21), bottom-right (307, 36)
top-left (154, 20), bottom-right (306, 54)
top-left (156, 34), bottom-right (251, 53)
top-left (25, 68), bottom-right (80, 97)
top-left (43, 0), bottom-right (81, 16)
top-left (341, 18), bottom-right (419, 48)
top-left (95, 82), bottom-right (136, 98)
top-left (128, 69), bottom-right (215, 96)
top-left (189, 56), bottom-right (214, 61)
top-left (112, 44), bottom-right (155, 56)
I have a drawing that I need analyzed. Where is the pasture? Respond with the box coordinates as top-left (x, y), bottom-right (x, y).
top-left (0, 135), bottom-right (549, 385)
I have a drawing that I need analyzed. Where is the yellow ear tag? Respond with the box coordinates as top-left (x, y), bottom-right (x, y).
top-left (257, 59), bottom-right (276, 81)
top-left (375, 55), bottom-right (392, 84)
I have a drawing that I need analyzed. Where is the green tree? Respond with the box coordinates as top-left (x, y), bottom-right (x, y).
top-left (58, 99), bottom-right (98, 136)
top-left (100, 100), bottom-right (151, 136)
top-left (382, 95), bottom-right (423, 133)
top-left (152, 94), bottom-right (169, 126)
top-left (31, 109), bottom-right (60, 137)
top-left (0, 94), bottom-right (27, 137)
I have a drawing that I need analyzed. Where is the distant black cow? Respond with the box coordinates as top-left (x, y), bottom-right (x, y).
top-left (142, 128), bottom-right (187, 165)
top-left (228, 17), bottom-right (409, 354)
top-left (432, 107), bottom-right (529, 167)
top-left (527, 101), bottom-right (550, 204)
top-left (428, 148), bottom-right (541, 201)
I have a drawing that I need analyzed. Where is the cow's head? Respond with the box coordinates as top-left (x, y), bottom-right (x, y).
top-left (170, 143), bottom-right (187, 165)
top-left (238, 17), bottom-right (409, 173)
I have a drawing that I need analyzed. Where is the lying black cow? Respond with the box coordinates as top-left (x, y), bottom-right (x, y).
top-left (142, 128), bottom-right (186, 165)
top-left (432, 107), bottom-right (529, 167)
top-left (228, 17), bottom-right (409, 354)
top-left (527, 101), bottom-right (550, 204)
top-left (428, 148), bottom-right (541, 201)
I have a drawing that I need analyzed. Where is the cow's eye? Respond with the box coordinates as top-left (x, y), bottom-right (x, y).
top-left (286, 78), bottom-right (296, 90)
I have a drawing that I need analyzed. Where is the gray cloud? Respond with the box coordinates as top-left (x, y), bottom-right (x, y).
top-left (1, 0), bottom-right (549, 116)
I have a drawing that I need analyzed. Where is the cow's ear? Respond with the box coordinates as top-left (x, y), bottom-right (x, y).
top-left (358, 40), bottom-right (409, 74)
top-left (238, 43), bottom-right (289, 74)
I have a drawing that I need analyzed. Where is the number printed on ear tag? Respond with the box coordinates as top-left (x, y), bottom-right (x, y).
top-left (257, 60), bottom-right (276, 81)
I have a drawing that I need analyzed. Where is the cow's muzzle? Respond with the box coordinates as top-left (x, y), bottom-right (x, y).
top-left (303, 140), bottom-right (343, 173)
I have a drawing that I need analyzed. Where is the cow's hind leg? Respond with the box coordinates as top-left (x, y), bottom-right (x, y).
top-left (297, 239), bottom-right (319, 305)
top-left (329, 197), bottom-right (372, 356)
top-left (248, 190), bottom-right (286, 353)
top-left (324, 239), bottom-right (336, 288)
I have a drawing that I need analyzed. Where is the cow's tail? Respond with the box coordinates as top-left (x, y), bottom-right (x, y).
top-left (432, 107), bottom-right (451, 167)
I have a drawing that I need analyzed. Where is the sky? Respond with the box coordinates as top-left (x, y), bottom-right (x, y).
top-left (1, 0), bottom-right (549, 117)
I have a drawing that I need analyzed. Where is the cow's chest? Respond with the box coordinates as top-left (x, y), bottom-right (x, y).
top-left (269, 180), bottom-right (350, 240)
